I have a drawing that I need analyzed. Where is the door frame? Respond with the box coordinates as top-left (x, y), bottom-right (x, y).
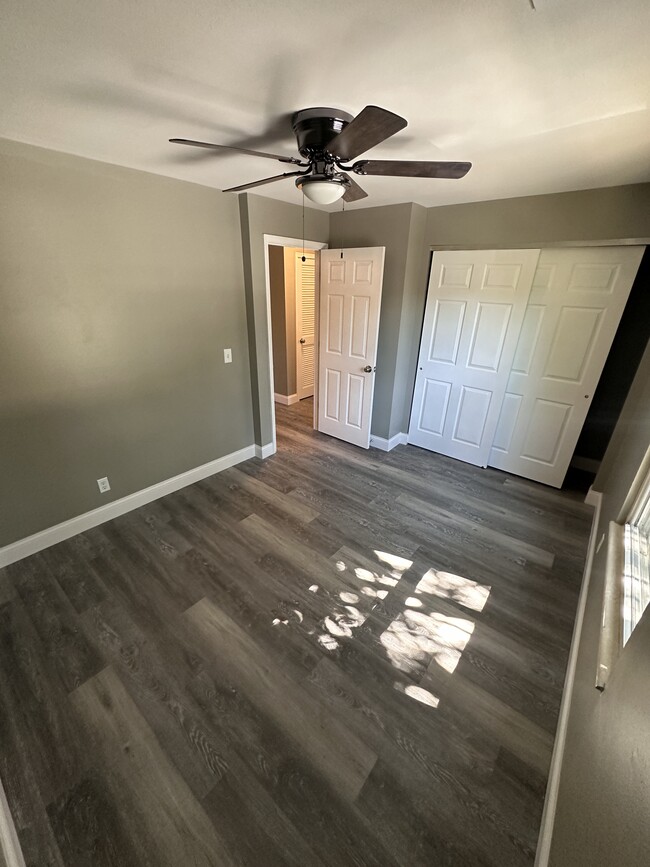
top-left (263, 234), bottom-right (328, 454)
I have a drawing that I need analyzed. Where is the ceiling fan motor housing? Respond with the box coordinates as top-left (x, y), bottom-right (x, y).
top-left (291, 107), bottom-right (354, 159)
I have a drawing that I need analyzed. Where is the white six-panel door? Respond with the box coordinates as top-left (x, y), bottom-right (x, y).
top-left (489, 246), bottom-right (645, 486)
top-left (295, 251), bottom-right (316, 400)
top-left (318, 248), bottom-right (385, 449)
top-left (407, 250), bottom-right (541, 466)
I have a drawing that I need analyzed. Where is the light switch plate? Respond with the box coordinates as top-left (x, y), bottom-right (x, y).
top-left (224, 348), bottom-right (232, 364)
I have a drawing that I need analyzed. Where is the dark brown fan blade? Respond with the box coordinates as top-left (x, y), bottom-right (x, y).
top-left (223, 171), bottom-right (305, 193)
top-left (352, 159), bottom-right (472, 179)
top-left (169, 138), bottom-right (302, 165)
top-left (328, 106), bottom-right (407, 161)
top-left (340, 173), bottom-right (368, 203)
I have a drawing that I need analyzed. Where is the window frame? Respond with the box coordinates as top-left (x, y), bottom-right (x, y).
top-left (596, 452), bottom-right (650, 690)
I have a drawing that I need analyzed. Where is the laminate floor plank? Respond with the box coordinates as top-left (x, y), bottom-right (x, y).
top-left (47, 774), bottom-right (141, 867)
top-left (0, 600), bottom-right (86, 807)
top-left (352, 459), bottom-right (588, 554)
top-left (70, 666), bottom-right (236, 867)
top-left (79, 599), bottom-right (230, 801)
top-left (39, 543), bottom-right (108, 614)
top-left (184, 597), bottom-right (378, 802)
top-left (7, 555), bottom-right (104, 693)
top-left (394, 491), bottom-right (556, 568)
top-left (180, 629), bottom-right (397, 867)
top-left (0, 570), bottom-right (16, 607)
top-left (0, 397), bottom-right (593, 866)
top-left (356, 758), bottom-right (490, 867)
top-left (206, 468), bottom-right (321, 524)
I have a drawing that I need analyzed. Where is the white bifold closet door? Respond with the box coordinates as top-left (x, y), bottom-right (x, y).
top-left (407, 249), bottom-right (541, 467)
top-left (489, 246), bottom-right (645, 486)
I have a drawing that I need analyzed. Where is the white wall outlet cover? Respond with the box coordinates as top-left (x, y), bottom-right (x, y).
top-left (97, 477), bottom-right (111, 493)
top-left (224, 348), bottom-right (232, 363)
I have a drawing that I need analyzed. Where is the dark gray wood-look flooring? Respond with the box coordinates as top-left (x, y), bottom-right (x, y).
top-left (0, 399), bottom-right (593, 866)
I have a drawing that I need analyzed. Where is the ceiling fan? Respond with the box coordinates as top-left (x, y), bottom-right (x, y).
top-left (170, 105), bottom-right (471, 205)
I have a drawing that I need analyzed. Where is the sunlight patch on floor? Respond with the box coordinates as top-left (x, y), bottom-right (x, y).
top-left (404, 596), bottom-right (423, 608)
top-left (339, 591), bottom-right (360, 604)
top-left (374, 551), bottom-right (413, 574)
top-left (311, 549), bottom-right (414, 655)
top-left (415, 569), bottom-right (490, 612)
top-left (394, 681), bottom-right (440, 708)
top-left (318, 633), bottom-right (339, 651)
top-left (381, 611), bottom-right (475, 675)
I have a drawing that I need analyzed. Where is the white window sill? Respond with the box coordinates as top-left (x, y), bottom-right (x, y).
top-left (595, 521), bottom-right (623, 691)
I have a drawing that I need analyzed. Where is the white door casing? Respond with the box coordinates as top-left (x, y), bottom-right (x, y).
top-left (295, 251), bottom-right (316, 400)
top-left (489, 246), bottom-right (645, 487)
top-left (318, 247), bottom-right (385, 449)
top-left (407, 249), bottom-right (541, 467)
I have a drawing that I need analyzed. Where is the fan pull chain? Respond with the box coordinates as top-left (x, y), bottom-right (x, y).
top-left (301, 191), bottom-right (306, 262)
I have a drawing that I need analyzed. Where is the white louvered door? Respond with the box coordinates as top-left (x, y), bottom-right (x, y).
top-left (295, 251), bottom-right (316, 400)
top-left (407, 249), bottom-right (540, 467)
top-left (489, 246), bottom-right (645, 486)
top-left (318, 248), bottom-right (385, 448)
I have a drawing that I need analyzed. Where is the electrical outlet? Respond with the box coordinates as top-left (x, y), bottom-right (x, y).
top-left (224, 348), bottom-right (232, 364)
top-left (97, 477), bottom-right (111, 493)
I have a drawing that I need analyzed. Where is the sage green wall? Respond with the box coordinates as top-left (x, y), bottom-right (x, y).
top-left (239, 194), bottom-right (329, 446)
top-left (390, 204), bottom-right (428, 438)
top-left (329, 203), bottom-right (417, 440)
top-left (268, 245), bottom-right (288, 396)
top-left (549, 339), bottom-right (650, 867)
top-left (0, 138), bottom-right (254, 547)
top-left (425, 183), bottom-right (650, 250)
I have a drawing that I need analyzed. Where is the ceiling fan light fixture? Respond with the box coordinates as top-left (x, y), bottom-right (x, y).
top-left (296, 175), bottom-right (348, 205)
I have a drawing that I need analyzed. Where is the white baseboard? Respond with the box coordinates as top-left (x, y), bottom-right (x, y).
top-left (585, 485), bottom-right (602, 508)
top-left (534, 487), bottom-right (603, 866)
top-left (274, 393), bottom-right (299, 406)
top-left (0, 444), bottom-right (257, 569)
top-left (255, 443), bottom-right (275, 459)
top-left (0, 773), bottom-right (25, 867)
top-left (370, 432), bottom-right (407, 452)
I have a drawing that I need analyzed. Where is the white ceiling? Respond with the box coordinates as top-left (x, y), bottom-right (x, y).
top-left (1, 0), bottom-right (649, 210)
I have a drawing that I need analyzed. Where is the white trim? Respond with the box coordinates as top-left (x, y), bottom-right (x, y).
top-left (255, 443), bottom-right (275, 459)
top-left (262, 234), bottom-right (327, 453)
top-left (535, 488), bottom-right (603, 867)
top-left (585, 486), bottom-right (602, 508)
top-left (370, 432), bottom-right (408, 452)
top-left (0, 445), bottom-right (256, 569)
top-left (0, 774), bottom-right (26, 867)
top-left (619, 443), bottom-right (650, 521)
top-left (274, 392), bottom-right (299, 406)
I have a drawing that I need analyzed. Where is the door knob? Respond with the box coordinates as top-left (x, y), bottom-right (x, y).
top-left (299, 338), bottom-right (306, 344)
top-left (363, 365), bottom-right (376, 373)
